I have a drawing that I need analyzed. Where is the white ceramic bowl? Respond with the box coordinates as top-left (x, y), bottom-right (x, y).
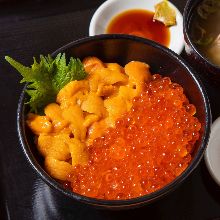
top-left (89, 0), bottom-right (184, 54)
top-left (205, 117), bottom-right (220, 186)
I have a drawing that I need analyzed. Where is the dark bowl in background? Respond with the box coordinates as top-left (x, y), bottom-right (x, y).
top-left (17, 34), bottom-right (211, 209)
top-left (183, 0), bottom-right (220, 83)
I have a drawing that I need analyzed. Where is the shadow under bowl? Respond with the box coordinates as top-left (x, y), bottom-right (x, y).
top-left (183, 0), bottom-right (220, 83)
top-left (17, 34), bottom-right (211, 209)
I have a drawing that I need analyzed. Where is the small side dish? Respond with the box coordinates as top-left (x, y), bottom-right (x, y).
top-left (205, 117), bottom-right (220, 186)
top-left (106, 0), bottom-right (177, 42)
top-left (6, 54), bottom-right (201, 200)
top-left (189, 0), bottom-right (220, 66)
top-left (89, 0), bottom-right (184, 54)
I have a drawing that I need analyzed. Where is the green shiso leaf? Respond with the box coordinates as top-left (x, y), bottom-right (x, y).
top-left (5, 53), bottom-right (87, 114)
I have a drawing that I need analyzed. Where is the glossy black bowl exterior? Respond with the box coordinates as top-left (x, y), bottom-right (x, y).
top-left (17, 34), bottom-right (211, 209)
top-left (183, 0), bottom-right (220, 83)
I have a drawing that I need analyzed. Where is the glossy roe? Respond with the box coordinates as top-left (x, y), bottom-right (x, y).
top-left (106, 9), bottom-right (170, 47)
top-left (68, 75), bottom-right (201, 200)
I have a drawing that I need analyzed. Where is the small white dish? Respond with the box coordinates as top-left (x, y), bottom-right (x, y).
top-left (89, 0), bottom-right (184, 54)
top-left (205, 117), bottom-right (220, 186)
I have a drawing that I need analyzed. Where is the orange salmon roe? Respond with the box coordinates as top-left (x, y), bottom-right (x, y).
top-left (68, 75), bottom-right (201, 200)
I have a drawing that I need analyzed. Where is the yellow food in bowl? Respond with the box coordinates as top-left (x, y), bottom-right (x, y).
top-left (26, 57), bottom-right (152, 181)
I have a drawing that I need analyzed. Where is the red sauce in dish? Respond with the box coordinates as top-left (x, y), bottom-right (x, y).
top-left (106, 9), bottom-right (170, 47)
top-left (67, 75), bottom-right (201, 200)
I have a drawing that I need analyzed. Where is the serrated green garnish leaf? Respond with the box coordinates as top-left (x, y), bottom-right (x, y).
top-left (5, 53), bottom-right (87, 114)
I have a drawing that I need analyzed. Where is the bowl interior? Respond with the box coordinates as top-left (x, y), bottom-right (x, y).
top-left (18, 35), bottom-right (211, 208)
top-left (89, 0), bottom-right (184, 54)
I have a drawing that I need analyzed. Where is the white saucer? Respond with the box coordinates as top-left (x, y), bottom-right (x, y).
top-left (89, 0), bottom-right (184, 54)
top-left (205, 117), bottom-right (220, 186)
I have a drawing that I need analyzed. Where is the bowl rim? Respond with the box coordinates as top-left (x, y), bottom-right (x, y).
top-left (17, 34), bottom-right (211, 207)
top-left (204, 116), bottom-right (220, 187)
top-left (89, 0), bottom-right (184, 55)
top-left (183, 0), bottom-right (220, 70)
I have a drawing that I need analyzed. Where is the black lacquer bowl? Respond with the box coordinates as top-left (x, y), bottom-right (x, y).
top-left (17, 34), bottom-right (211, 209)
top-left (183, 0), bottom-right (220, 83)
